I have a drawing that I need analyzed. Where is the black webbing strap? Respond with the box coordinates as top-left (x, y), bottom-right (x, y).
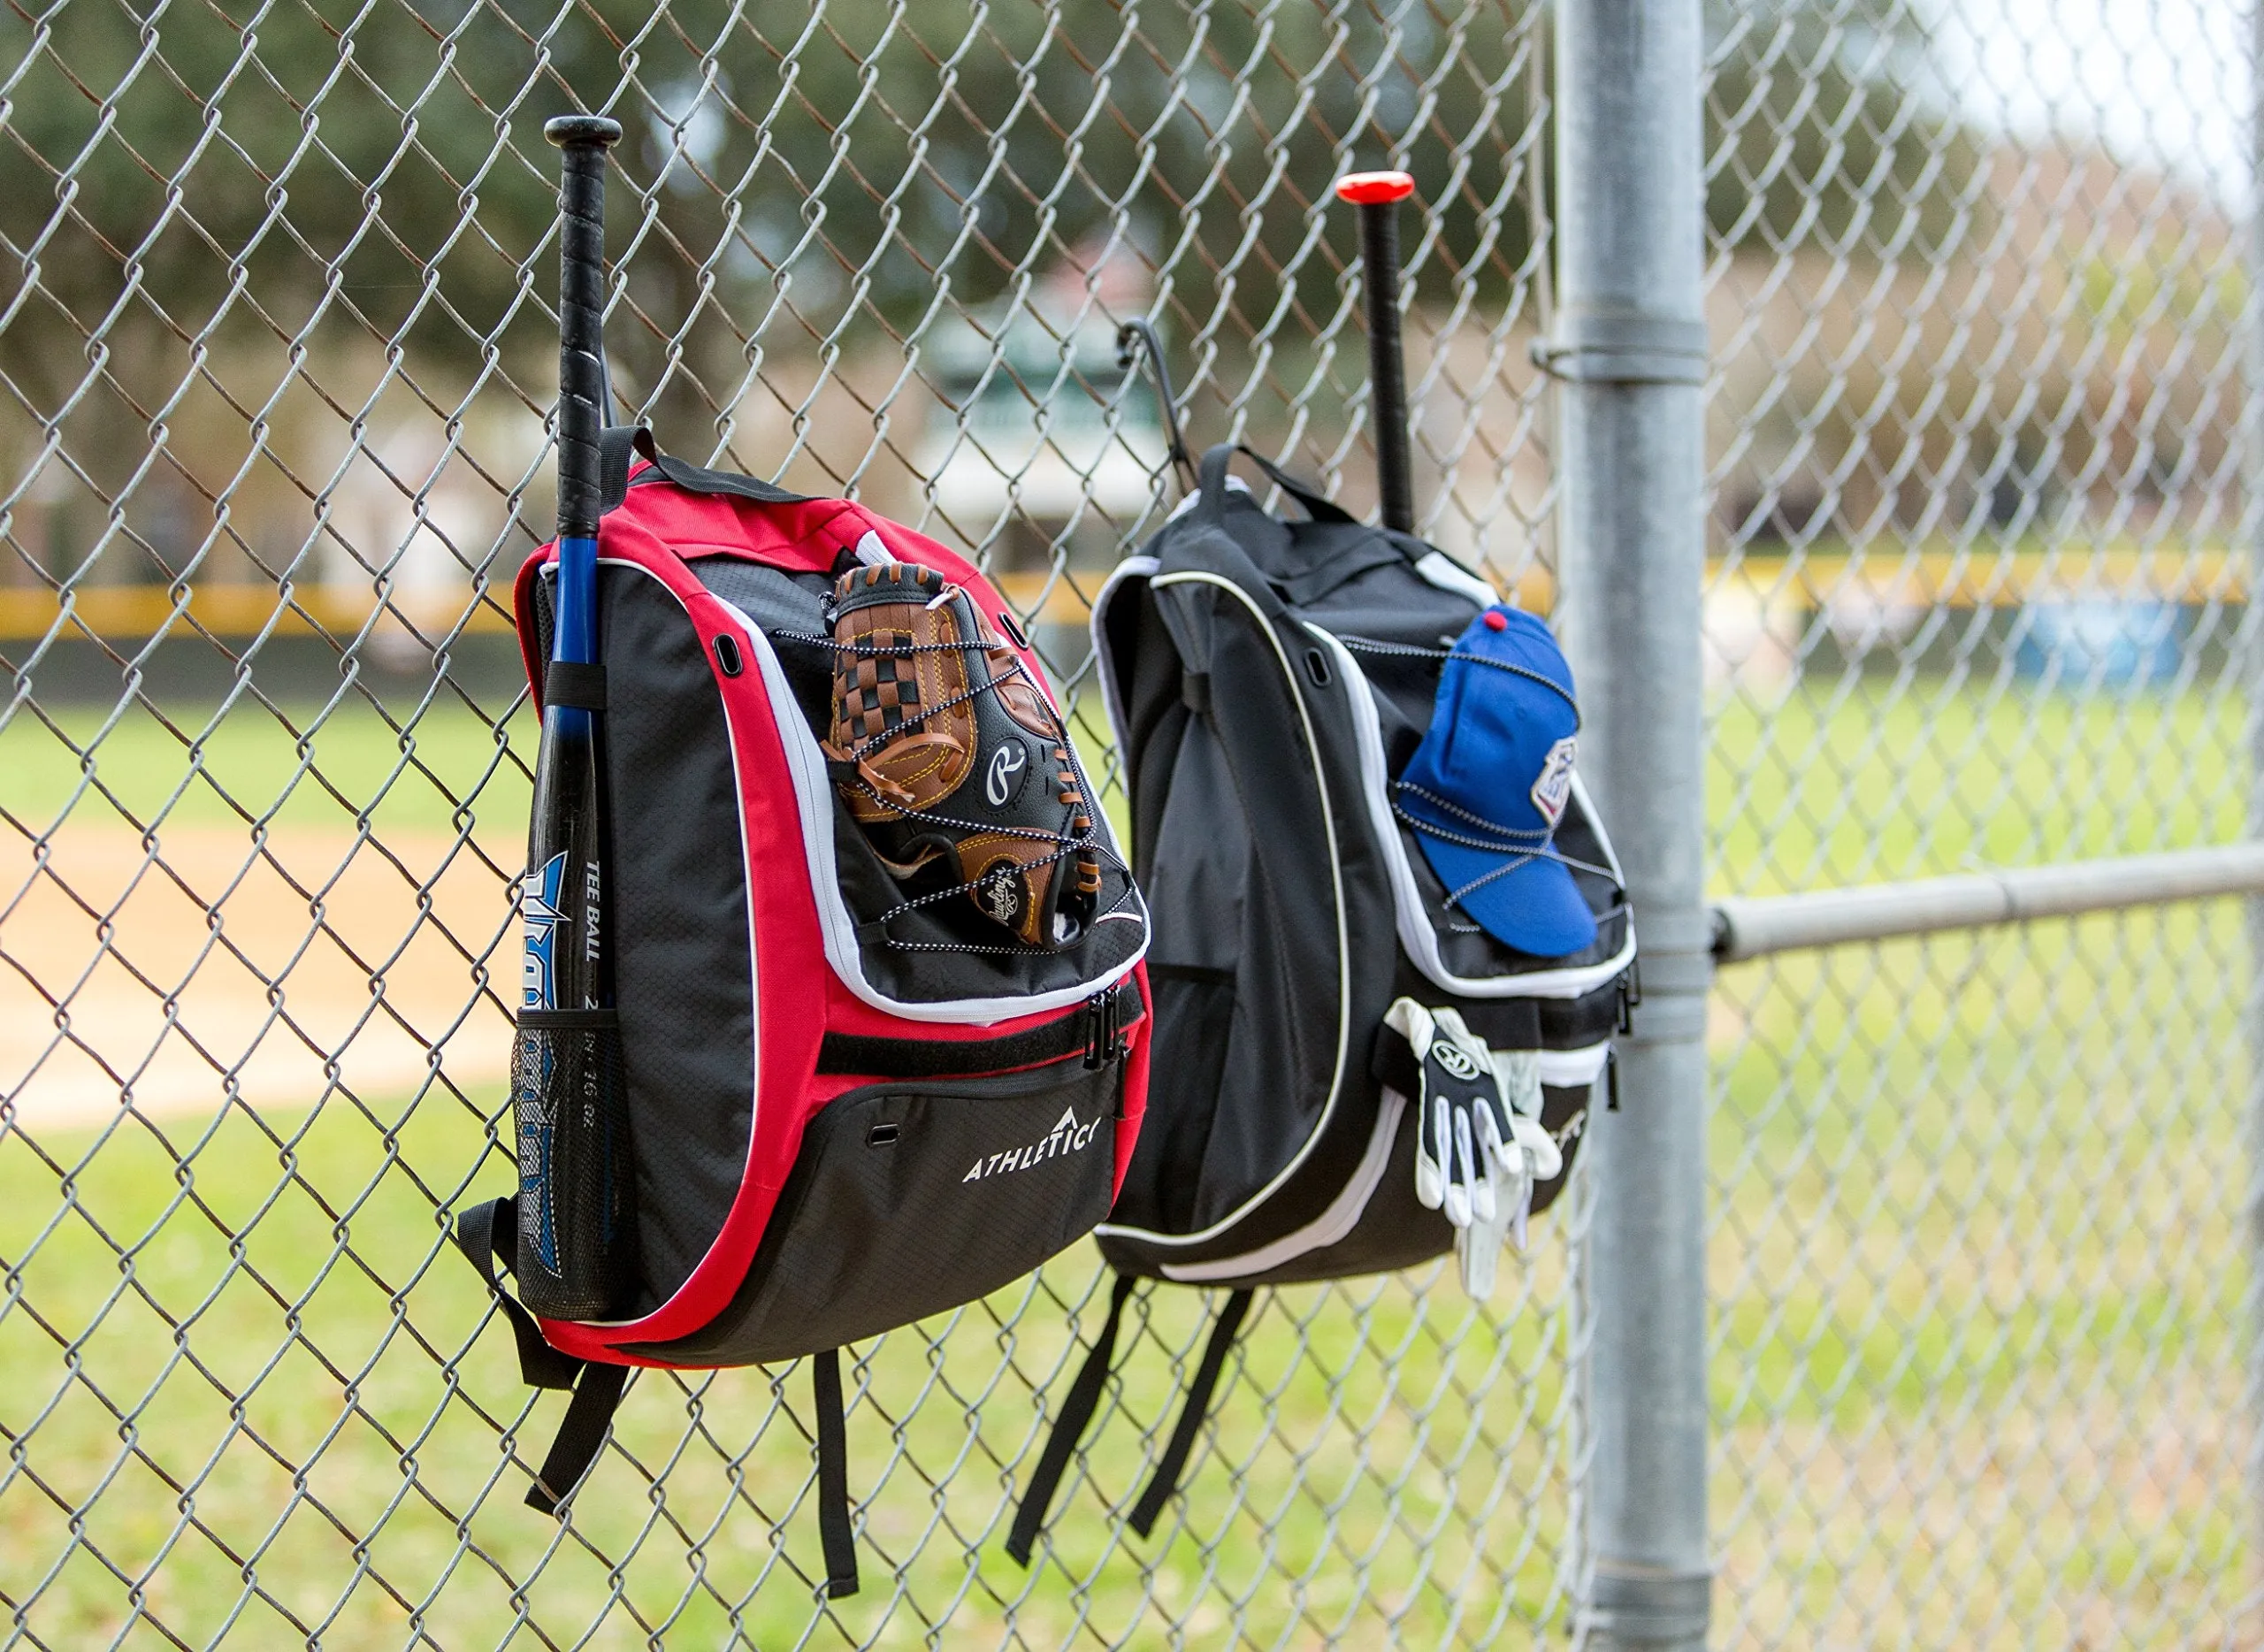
top-left (817, 1001), bottom-right (1144, 1080)
top-left (597, 424), bottom-right (642, 511)
top-left (1194, 442), bottom-right (1358, 525)
top-left (543, 660), bottom-right (608, 711)
top-left (453, 1196), bottom-right (631, 1517)
top-left (811, 1349), bottom-right (860, 1598)
top-left (1006, 1272), bottom-right (1138, 1566)
top-left (1371, 1021), bottom-right (1420, 1099)
top-left (1127, 1288), bottom-right (1254, 1539)
top-left (618, 424), bottom-right (819, 506)
top-left (453, 1197), bottom-right (582, 1389)
top-left (515, 1006), bottom-right (619, 1032)
top-left (524, 1361), bottom-right (629, 1516)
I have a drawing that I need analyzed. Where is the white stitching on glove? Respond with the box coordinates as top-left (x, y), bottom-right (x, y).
top-left (1386, 998), bottom-right (1556, 1298)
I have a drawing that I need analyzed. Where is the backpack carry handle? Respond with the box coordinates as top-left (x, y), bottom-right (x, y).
top-left (1194, 442), bottom-right (1358, 527)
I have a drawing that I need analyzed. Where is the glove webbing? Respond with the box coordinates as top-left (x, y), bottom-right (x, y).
top-left (786, 626), bottom-right (1118, 952)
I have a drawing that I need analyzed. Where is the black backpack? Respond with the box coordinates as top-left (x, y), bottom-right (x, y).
top-left (1006, 443), bottom-right (1637, 1560)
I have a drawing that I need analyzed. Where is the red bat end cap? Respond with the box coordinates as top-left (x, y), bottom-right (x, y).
top-left (1335, 171), bottom-right (1417, 206)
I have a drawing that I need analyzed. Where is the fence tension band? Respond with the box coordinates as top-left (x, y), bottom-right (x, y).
top-left (1618, 906), bottom-right (1712, 1046)
top-left (1578, 1566), bottom-right (1714, 1648)
top-left (1529, 312), bottom-right (1708, 386)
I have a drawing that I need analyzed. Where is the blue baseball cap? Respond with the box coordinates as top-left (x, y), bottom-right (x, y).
top-left (1396, 606), bottom-right (1598, 959)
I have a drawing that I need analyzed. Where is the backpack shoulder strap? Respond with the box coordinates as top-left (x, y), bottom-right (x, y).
top-left (457, 1201), bottom-right (865, 1585)
top-left (525, 1363), bottom-right (630, 1517)
top-left (1006, 1272), bottom-right (1139, 1565)
top-left (811, 1349), bottom-right (860, 1598)
top-left (455, 1197), bottom-right (630, 1516)
top-left (1127, 1287), bottom-right (1254, 1538)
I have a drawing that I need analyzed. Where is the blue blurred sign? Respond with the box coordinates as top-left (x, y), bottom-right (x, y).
top-left (2013, 599), bottom-right (2187, 687)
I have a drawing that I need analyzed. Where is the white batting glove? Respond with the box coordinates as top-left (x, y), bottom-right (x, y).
top-left (1386, 998), bottom-right (1561, 1297)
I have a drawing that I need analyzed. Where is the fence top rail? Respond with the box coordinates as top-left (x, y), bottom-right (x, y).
top-left (1709, 842), bottom-right (2264, 964)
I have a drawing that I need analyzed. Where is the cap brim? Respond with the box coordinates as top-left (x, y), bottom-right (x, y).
top-left (1415, 830), bottom-right (1599, 959)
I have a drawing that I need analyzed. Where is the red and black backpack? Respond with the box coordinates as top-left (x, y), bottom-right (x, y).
top-left (456, 430), bottom-right (1151, 1595)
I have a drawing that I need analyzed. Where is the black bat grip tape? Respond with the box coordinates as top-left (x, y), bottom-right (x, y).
top-left (1357, 203), bottom-right (1414, 536)
top-left (547, 115), bottom-right (621, 541)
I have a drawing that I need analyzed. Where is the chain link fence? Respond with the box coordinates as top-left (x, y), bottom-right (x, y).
top-left (0, 0), bottom-right (2253, 1644)
top-left (1702, 1), bottom-right (2257, 1645)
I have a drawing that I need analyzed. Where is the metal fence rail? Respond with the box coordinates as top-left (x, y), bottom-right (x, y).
top-left (0, 0), bottom-right (2254, 1646)
top-left (1713, 843), bottom-right (2264, 963)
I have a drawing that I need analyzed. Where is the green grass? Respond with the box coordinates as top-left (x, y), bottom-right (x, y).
top-left (0, 1092), bottom-right (1579, 1648)
top-left (1703, 678), bottom-right (2252, 1647)
top-left (0, 693), bottom-right (534, 842)
top-left (0, 677), bottom-right (2253, 1647)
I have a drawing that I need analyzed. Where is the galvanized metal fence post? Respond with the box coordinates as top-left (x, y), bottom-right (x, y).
top-left (2247, 0), bottom-right (2264, 1609)
top-left (1549, 4), bottom-right (1712, 1647)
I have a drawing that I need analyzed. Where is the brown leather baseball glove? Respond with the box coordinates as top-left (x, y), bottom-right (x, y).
top-left (822, 559), bottom-right (1102, 950)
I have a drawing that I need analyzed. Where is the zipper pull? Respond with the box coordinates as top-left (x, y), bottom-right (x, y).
top-left (1082, 984), bottom-right (1122, 1070)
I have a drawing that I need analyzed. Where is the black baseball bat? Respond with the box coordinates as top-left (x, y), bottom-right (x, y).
top-left (515, 111), bottom-right (631, 1321)
top-left (1335, 170), bottom-right (1418, 534)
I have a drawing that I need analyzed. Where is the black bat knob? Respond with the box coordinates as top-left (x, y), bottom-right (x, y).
top-left (544, 114), bottom-right (623, 150)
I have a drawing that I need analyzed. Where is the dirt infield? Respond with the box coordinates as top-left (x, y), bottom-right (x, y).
top-left (1, 824), bottom-right (519, 1130)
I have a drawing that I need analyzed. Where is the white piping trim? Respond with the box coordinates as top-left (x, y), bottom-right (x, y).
top-left (1095, 569), bottom-right (1353, 1251)
top-left (1539, 1042), bottom-right (1610, 1089)
top-left (712, 593), bottom-right (1146, 1026)
top-left (1089, 554), bottom-right (1159, 756)
top-left (1317, 625), bottom-right (1638, 999)
top-left (1159, 1086), bottom-right (1408, 1282)
top-left (1162, 474), bottom-right (1251, 524)
top-left (1412, 550), bottom-right (1500, 608)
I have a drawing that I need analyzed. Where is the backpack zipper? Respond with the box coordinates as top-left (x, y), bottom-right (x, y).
top-left (1082, 983), bottom-right (1127, 1072)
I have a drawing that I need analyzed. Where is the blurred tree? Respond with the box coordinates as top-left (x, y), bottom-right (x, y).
top-left (0, 0), bottom-right (1978, 486)
top-left (1707, 0), bottom-right (1985, 259)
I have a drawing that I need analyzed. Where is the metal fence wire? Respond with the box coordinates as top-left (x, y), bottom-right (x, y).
top-left (0, 0), bottom-right (2253, 1644)
top-left (1701, 2), bottom-right (2257, 1647)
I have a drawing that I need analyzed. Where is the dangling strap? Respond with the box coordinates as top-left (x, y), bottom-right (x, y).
top-left (454, 1196), bottom-right (629, 1516)
top-left (524, 1362), bottom-right (629, 1515)
top-left (811, 1348), bottom-right (860, 1598)
top-left (454, 1197), bottom-right (584, 1389)
top-left (1127, 1288), bottom-right (1253, 1539)
top-left (1006, 1273), bottom-right (1138, 1566)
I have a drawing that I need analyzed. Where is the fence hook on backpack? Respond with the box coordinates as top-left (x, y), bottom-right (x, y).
top-left (1116, 318), bottom-right (1196, 492)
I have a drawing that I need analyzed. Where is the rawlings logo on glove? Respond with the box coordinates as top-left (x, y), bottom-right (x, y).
top-left (1382, 998), bottom-right (1563, 1298)
top-left (822, 558), bottom-right (1102, 951)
